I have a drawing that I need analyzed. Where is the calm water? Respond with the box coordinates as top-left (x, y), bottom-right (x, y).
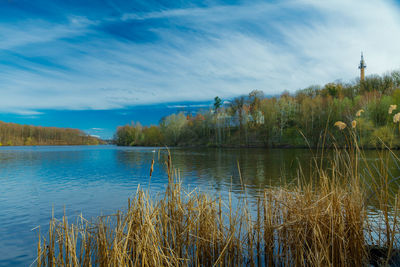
top-left (0, 145), bottom-right (397, 266)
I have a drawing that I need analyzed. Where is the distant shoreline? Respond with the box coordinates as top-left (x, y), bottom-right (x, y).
top-left (114, 144), bottom-right (400, 150)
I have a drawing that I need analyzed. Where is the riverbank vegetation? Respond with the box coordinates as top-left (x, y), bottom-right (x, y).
top-left (0, 121), bottom-right (103, 146)
top-left (36, 134), bottom-right (400, 266)
top-left (115, 71), bottom-right (400, 148)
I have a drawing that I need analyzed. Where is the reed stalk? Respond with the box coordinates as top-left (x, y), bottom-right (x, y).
top-left (35, 146), bottom-right (399, 266)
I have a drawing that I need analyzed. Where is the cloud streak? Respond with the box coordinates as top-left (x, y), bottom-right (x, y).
top-left (0, 0), bottom-right (399, 114)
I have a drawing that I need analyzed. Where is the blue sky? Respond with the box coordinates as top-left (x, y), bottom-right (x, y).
top-left (1, 0), bottom-right (400, 138)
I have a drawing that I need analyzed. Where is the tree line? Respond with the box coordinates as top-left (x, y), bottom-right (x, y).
top-left (0, 121), bottom-right (103, 146)
top-left (115, 71), bottom-right (400, 148)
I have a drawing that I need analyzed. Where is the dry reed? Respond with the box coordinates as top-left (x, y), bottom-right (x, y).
top-left (35, 148), bottom-right (399, 266)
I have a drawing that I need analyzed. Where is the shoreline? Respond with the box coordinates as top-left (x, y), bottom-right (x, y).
top-left (114, 143), bottom-right (400, 150)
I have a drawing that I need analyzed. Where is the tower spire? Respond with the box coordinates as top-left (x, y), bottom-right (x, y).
top-left (358, 52), bottom-right (366, 82)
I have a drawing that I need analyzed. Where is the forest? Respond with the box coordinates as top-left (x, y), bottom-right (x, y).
top-left (115, 71), bottom-right (400, 148)
top-left (0, 121), bottom-right (103, 146)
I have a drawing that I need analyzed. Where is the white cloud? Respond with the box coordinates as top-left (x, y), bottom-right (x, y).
top-left (167, 104), bottom-right (209, 108)
top-left (0, 18), bottom-right (91, 50)
top-left (0, 109), bottom-right (44, 116)
top-left (0, 0), bottom-right (400, 113)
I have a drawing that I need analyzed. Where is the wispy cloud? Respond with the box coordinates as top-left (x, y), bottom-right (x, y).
top-left (0, 109), bottom-right (44, 116)
top-left (167, 104), bottom-right (209, 109)
top-left (0, 0), bottom-right (399, 114)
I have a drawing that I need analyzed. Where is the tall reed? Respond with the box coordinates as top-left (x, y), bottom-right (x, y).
top-left (35, 147), bottom-right (399, 266)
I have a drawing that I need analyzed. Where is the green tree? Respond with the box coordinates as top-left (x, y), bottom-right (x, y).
top-left (160, 113), bottom-right (187, 145)
top-left (214, 96), bottom-right (222, 112)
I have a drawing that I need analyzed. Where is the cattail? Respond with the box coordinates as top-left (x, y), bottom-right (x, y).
top-left (149, 159), bottom-right (155, 178)
top-left (389, 105), bottom-right (397, 114)
top-left (352, 120), bottom-right (357, 128)
top-left (393, 112), bottom-right (400, 123)
top-left (334, 121), bottom-right (347, 130)
top-left (356, 109), bottom-right (364, 117)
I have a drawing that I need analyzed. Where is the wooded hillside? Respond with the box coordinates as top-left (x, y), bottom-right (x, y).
top-left (0, 121), bottom-right (103, 146)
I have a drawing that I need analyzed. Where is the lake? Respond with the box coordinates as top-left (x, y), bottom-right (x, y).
top-left (0, 145), bottom-right (398, 266)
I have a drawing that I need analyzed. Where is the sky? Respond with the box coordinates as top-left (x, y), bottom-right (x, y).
top-left (1, 0), bottom-right (400, 138)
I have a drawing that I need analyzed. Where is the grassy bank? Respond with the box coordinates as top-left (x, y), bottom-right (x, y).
top-left (35, 143), bottom-right (400, 266)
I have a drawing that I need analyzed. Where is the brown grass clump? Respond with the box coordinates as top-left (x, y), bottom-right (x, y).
top-left (35, 149), bottom-right (399, 266)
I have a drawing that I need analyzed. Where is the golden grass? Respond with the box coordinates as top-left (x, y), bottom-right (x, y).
top-left (35, 149), bottom-right (400, 266)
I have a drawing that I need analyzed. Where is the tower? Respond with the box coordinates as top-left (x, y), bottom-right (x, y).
top-left (358, 52), bottom-right (366, 82)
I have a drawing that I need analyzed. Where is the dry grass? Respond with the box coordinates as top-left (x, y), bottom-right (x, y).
top-left (35, 148), bottom-right (400, 266)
